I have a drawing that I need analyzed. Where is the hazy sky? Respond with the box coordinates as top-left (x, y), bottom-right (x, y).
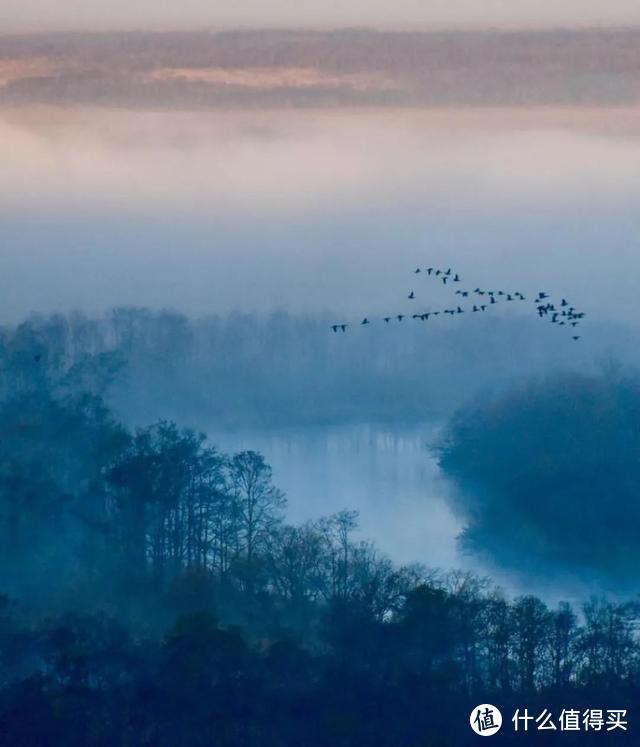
top-left (2, 0), bottom-right (640, 32)
top-left (1, 108), bottom-right (639, 325)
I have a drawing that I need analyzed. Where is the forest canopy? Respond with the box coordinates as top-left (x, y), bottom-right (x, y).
top-left (0, 320), bottom-right (640, 744)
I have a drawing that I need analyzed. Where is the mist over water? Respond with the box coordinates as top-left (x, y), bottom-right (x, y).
top-left (2, 105), bottom-right (639, 596)
top-left (210, 421), bottom-right (460, 568)
top-left (2, 26), bottom-right (640, 745)
top-left (208, 420), bottom-right (612, 602)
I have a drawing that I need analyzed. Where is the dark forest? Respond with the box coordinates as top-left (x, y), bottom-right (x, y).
top-left (0, 313), bottom-right (639, 745)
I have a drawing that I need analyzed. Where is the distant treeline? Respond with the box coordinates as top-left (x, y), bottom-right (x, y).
top-left (0, 335), bottom-right (639, 744)
top-left (0, 308), bottom-right (630, 429)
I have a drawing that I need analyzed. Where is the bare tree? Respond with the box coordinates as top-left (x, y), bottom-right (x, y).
top-left (228, 450), bottom-right (286, 591)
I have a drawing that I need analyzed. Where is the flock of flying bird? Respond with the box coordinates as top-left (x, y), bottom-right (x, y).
top-left (331, 266), bottom-right (585, 341)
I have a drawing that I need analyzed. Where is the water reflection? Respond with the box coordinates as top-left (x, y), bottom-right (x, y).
top-left (210, 421), bottom-right (462, 568)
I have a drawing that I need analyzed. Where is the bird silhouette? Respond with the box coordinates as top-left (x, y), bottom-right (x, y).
top-left (331, 263), bottom-right (586, 345)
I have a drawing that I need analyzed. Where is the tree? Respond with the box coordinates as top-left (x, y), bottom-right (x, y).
top-left (511, 595), bottom-right (550, 692)
top-left (548, 601), bottom-right (577, 688)
top-left (228, 450), bottom-right (286, 592)
top-left (575, 597), bottom-right (639, 687)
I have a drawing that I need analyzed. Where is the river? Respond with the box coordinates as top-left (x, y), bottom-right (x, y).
top-left (209, 421), bottom-right (464, 570)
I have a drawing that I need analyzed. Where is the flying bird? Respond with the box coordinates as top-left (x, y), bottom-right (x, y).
top-left (330, 262), bottom-right (587, 345)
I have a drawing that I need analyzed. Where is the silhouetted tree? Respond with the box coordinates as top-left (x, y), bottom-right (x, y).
top-left (228, 450), bottom-right (286, 592)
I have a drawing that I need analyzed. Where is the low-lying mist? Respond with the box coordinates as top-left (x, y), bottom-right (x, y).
top-left (2, 307), bottom-right (636, 430)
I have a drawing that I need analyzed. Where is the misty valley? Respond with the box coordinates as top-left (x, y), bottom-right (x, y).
top-left (2, 21), bottom-right (640, 745)
top-left (1, 308), bottom-right (640, 744)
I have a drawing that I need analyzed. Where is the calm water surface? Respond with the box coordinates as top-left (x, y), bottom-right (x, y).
top-left (210, 421), bottom-right (464, 569)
